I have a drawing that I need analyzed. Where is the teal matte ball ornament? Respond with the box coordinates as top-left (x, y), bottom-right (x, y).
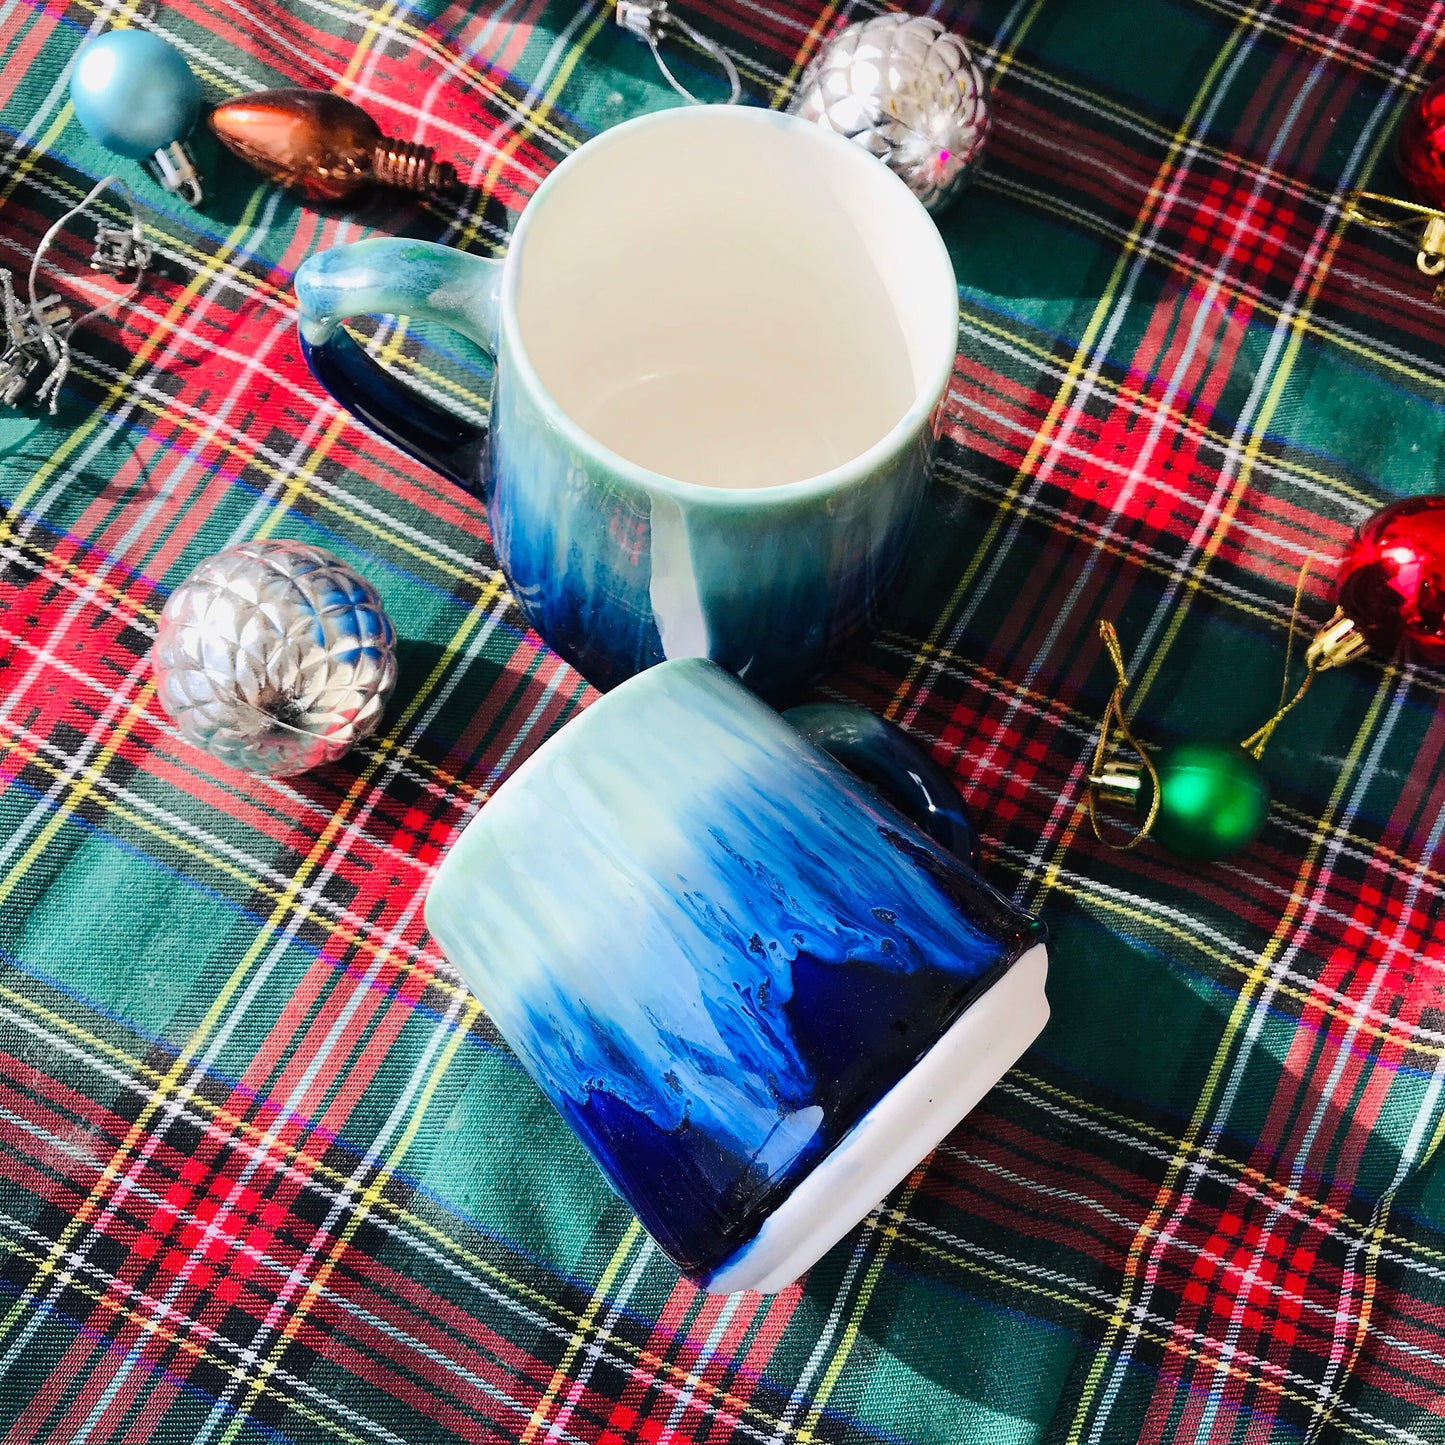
top-left (70, 30), bottom-right (203, 203)
top-left (1149, 742), bottom-right (1270, 861)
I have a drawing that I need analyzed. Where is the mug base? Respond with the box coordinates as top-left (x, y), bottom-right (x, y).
top-left (700, 942), bottom-right (1050, 1295)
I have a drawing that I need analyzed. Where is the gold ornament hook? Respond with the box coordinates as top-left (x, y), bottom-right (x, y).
top-left (1343, 190), bottom-right (1445, 294)
top-left (1087, 621), bottom-right (1161, 850)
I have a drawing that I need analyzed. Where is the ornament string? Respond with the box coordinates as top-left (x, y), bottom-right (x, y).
top-left (1239, 553), bottom-right (1320, 760)
top-left (1087, 621), bottom-right (1161, 850)
top-left (616, 0), bottom-right (741, 105)
top-left (1343, 189), bottom-right (1445, 291)
top-left (25, 175), bottom-right (150, 413)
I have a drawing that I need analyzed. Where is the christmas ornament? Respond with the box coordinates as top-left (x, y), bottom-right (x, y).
top-left (90, 218), bottom-right (152, 278)
top-left (1139, 742), bottom-right (1270, 862)
top-left (1, 176), bottom-right (151, 413)
top-left (151, 540), bottom-right (398, 777)
top-left (615, 0), bottom-right (741, 105)
top-left (208, 90), bottom-right (460, 204)
top-left (1088, 497), bottom-right (1445, 858)
top-left (70, 30), bottom-right (203, 205)
top-left (788, 14), bottom-right (991, 214)
top-left (1306, 495), bottom-right (1445, 670)
top-left (1087, 623), bottom-right (1273, 861)
top-left (1397, 76), bottom-right (1445, 207)
top-left (1345, 75), bottom-right (1445, 297)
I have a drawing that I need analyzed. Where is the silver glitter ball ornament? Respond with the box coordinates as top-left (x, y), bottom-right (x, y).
top-left (788, 14), bottom-right (991, 213)
top-left (152, 539), bottom-right (398, 777)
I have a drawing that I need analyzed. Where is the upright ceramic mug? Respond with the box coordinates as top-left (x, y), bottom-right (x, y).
top-left (294, 106), bottom-right (958, 697)
top-left (425, 659), bottom-right (1049, 1293)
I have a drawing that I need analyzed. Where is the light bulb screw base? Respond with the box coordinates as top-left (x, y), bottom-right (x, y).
top-left (371, 140), bottom-right (459, 197)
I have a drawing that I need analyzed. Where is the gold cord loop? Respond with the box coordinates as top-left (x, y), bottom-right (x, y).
top-left (1240, 554), bottom-right (1318, 759)
top-left (1087, 621), bottom-right (1161, 850)
top-left (1343, 190), bottom-right (1445, 290)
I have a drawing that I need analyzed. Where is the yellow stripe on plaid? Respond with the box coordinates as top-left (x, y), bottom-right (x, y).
top-left (794, 1167), bottom-right (929, 1445)
top-left (1302, 1113), bottom-right (1445, 1443)
top-left (4, 954), bottom-right (1439, 1445)
top-left (342, 3), bottom-right (610, 511)
top-left (882, 21), bottom-right (1257, 727)
top-left (1006, 1068), bottom-right (1445, 1258)
top-left (0, 718), bottom-right (476, 1002)
top-left (0, 981), bottom-right (812, 1444)
top-left (1062, 31), bottom-right (1441, 1419)
top-left (887, 1225), bottom-right (1397, 1445)
top-left (213, 992), bottom-right (489, 1445)
top-left (13, 342), bottom-right (499, 585)
top-left (976, 165), bottom-right (1445, 394)
top-left (778, 2), bottom-right (1060, 1418)
top-left (949, 306), bottom-right (1386, 514)
top-left (0, 1227), bottom-right (381, 1445)
top-left (770, 3), bottom-right (840, 108)
top-left (516, 1219), bottom-right (645, 1445)
top-left (196, 20), bottom-right (622, 1427)
top-left (0, 85), bottom-right (506, 1372)
top-left (1063, 668), bottom-right (1398, 1445)
top-left (1048, 875), bottom-right (1445, 1062)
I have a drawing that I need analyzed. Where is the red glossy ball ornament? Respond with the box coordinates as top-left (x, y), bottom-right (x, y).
top-left (1397, 77), bottom-right (1445, 210)
top-left (1309, 496), bottom-right (1445, 669)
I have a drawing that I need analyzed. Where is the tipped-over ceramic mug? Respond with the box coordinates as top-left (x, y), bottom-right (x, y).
top-left (294, 105), bottom-right (958, 698)
top-left (425, 659), bottom-right (1049, 1293)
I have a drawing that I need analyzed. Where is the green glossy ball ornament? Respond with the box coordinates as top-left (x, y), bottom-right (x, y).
top-left (1150, 742), bottom-right (1270, 861)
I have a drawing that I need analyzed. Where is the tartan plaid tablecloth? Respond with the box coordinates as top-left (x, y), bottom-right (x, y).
top-left (1, 0), bottom-right (1444, 1440)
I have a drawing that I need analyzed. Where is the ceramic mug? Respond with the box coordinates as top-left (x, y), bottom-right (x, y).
top-left (294, 105), bottom-right (958, 697)
top-left (424, 659), bottom-right (1049, 1293)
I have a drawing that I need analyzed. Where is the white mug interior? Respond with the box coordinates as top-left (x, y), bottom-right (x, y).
top-left (514, 107), bottom-right (958, 491)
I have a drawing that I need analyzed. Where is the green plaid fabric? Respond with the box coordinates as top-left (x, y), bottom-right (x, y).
top-left (1, 1), bottom-right (1443, 1441)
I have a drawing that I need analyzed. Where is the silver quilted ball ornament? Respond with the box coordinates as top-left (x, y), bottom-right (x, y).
top-left (788, 14), bottom-right (991, 214)
top-left (152, 540), bottom-right (398, 777)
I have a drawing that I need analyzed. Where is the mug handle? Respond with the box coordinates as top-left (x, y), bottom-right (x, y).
top-left (783, 704), bottom-right (980, 867)
top-left (293, 238), bottom-right (505, 491)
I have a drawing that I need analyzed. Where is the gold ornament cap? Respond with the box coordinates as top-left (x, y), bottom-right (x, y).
top-left (1304, 608), bottom-right (1370, 672)
top-left (1088, 759), bottom-right (1146, 808)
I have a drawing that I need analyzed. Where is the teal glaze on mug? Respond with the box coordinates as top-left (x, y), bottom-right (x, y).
top-left (295, 106), bottom-right (959, 696)
top-left (424, 659), bottom-right (1049, 1294)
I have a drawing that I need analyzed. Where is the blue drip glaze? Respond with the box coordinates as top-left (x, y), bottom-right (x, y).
top-left (293, 104), bottom-right (956, 702)
top-left (484, 344), bottom-right (934, 696)
top-left (425, 660), bottom-right (1042, 1282)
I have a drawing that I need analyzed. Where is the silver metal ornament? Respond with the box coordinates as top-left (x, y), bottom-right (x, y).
top-left (152, 540), bottom-right (398, 777)
top-left (788, 14), bottom-right (991, 214)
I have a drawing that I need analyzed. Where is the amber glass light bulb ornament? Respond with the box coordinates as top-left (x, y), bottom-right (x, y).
top-left (208, 89), bottom-right (459, 204)
top-left (1345, 75), bottom-right (1445, 297)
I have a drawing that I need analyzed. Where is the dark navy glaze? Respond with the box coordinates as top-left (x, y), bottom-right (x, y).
top-left (298, 331), bottom-right (487, 491)
top-left (783, 703), bottom-right (980, 865)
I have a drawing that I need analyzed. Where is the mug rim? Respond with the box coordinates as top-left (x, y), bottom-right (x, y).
top-left (499, 105), bottom-right (959, 508)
